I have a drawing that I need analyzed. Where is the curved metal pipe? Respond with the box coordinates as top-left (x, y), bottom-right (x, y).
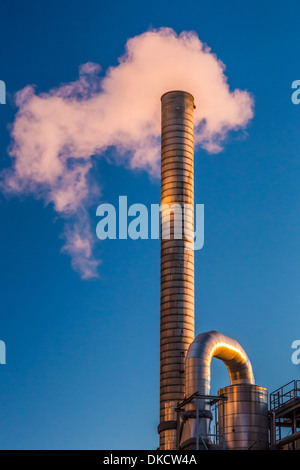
top-left (186, 330), bottom-right (254, 398)
top-left (181, 330), bottom-right (254, 449)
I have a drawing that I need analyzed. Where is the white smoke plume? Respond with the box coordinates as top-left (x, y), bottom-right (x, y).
top-left (1, 28), bottom-right (254, 278)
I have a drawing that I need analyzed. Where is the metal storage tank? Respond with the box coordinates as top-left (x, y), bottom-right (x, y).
top-left (218, 384), bottom-right (269, 450)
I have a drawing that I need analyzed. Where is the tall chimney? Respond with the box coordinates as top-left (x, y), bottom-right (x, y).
top-left (158, 91), bottom-right (195, 450)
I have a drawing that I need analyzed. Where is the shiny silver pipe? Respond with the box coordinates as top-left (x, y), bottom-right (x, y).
top-left (181, 330), bottom-right (254, 448)
top-left (158, 91), bottom-right (195, 450)
top-left (186, 330), bottom-right (254, 393)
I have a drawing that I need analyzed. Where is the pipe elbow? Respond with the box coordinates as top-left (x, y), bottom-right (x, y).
top-left (185, 330), bottom-right (254, 398)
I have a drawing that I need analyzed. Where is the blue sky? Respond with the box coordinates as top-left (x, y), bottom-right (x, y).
top-left (0, 0), bottom-right (300, 449)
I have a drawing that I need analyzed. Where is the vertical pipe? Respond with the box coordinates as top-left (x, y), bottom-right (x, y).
top-left (158, 91), bottom-right (195, 450)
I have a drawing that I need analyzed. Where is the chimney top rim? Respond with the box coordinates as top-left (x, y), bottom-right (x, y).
top-left (161, 90), bottom-right (194, 103)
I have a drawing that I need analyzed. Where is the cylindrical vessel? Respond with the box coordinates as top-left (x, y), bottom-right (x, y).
top-left (159, 91), bottom-right (195, 450)
top-left (218, 384), bottom-right (269, 450)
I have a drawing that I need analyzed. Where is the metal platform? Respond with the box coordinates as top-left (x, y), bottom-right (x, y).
top-left (175, 392), bottom-right (228, 450)
top-left (269, 380), bottom-right (300, 449)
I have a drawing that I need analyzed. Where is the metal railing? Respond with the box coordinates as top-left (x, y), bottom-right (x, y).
top-left (270, 380), bottom-right (300, 411)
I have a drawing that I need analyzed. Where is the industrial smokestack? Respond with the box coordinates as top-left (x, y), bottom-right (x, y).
top-left (158, 91), bottom-right (195, 450)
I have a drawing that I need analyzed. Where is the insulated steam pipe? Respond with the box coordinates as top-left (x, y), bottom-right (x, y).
top-left (180, 330), bottom-right (255, 448)
top-left (186, 330), bottom-right (254, 398)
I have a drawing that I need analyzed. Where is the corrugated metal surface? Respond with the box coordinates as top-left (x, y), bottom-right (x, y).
top-left (159, 91), bottom-right (195, 450)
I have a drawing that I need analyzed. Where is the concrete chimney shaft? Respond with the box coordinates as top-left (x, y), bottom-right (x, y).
top-left (158, 91), bottom-right (195, 450)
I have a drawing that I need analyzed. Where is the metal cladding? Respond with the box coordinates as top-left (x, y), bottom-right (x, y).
top-left (181, 330), bottom-right (255, 448)
top-left (218, 384), bottom-right (269, 450)
top-left (159, 91), bottom-right (195, 450)
top-left (157, 93), bottom-right (268, 451)
top-left (186, 331), bottom-right (255, 396)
